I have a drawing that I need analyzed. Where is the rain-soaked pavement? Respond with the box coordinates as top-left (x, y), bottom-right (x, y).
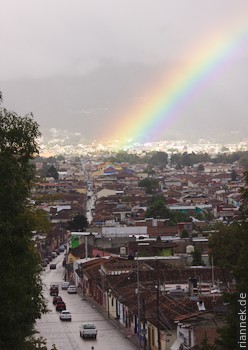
top-left (35, 255), bottom-right (138, 350)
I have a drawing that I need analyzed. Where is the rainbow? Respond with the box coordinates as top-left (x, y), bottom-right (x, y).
top-left (104, 19), bottom-right (248, 147)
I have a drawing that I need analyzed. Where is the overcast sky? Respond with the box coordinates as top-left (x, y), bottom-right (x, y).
top-left (1, 0), bottom-right (248, 146)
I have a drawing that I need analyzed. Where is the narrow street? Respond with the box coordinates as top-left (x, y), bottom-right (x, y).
top-left (35, 255), bottom-right (138, 350)
top-left (86, 178), bottom-right (95, 224)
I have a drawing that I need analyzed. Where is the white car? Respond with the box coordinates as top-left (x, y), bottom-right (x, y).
top-left (80, 323), bottom-right (97, 339)
top-left (60, 310), bottom-right (72, 321)
top-left (61, 281), bottom-right (69, 290)
top-left (67, 285), bottom-right (77, 294)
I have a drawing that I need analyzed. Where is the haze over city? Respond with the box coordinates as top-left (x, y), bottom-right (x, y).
top-left (1, 1), bottom-right (248, 148)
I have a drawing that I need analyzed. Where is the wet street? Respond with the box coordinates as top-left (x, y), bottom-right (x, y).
top-left (35, 255), bottom-right (137, 350)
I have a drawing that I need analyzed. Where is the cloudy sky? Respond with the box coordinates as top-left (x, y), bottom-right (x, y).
top-left (1, 0), bottom-right (248, 146)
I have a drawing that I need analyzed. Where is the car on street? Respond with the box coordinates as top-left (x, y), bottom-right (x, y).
top-left (41, 260), bottom-right (47, 267)
top-left (50, 284), bottom-right (59, 296)
top-left (79, 323), bottom-right (97, 339)
top-left (61, 281), bottom-right (70, 290)
top-left (56, 301), bottom-right (66, 311)
top-left (67, 285), bottom-right (77, 294)
top-left (50, 263), bottom-right (56, 270)
top-left (53, 296), bottom-right (63, 305)
top-left (59, 310), bottom-right (72, 321)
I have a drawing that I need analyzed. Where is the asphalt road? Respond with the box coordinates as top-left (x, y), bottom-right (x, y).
top-left (35, 255), bottom-right (137, 350)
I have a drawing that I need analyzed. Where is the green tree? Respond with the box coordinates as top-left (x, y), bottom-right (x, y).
top-left (208, 172), bottom-right (248, 349)
top-left (169, 210), bottom-right (191, 225)
top-left (106, 150), bottom-right (142, 164)
top-left (67, 214), bottom-right (89, 231)
top-left (214, 293), bottom-right (240, 350)
top-left (25, 336), bottom-right (57, 350)
top-left (47, 165), bottom-right (59, 180)
top-left (230, 169), bottom-right (237, 181)
top-left (0, 108), bottom-right (48, 349)
top-left (138, 178), bottom-right (159, 194)
top-left (148, 151), bottom-right (168, 168)
top-left (197, 163), bottom-right (205, 172)
top-left (239, 154), bottom-right (248, 167)
top-left (145, 196), bottom-right (170, 218)
top-left (191, 247), bottom-right (205, 266)
top-left (208, 223), bottom-right (246, 287)
top-left (170, 153), bottom-right (182, 167)
top-left (181, 151), bottom-right (196, 167)
top-left (170, 152), bottom-right (211, 168)
top-left (239, 170), bottom-right (248, 219)
top-left (181, 229), bottom-right (189, 238)
top-left (37, 163), bottom-right (50, 178)
top-left (145, 196), bottom-right (191, 223)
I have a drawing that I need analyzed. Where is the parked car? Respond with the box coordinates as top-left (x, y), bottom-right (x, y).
top-left (56, 301), bottom-right (66, 311)
top-left (50, 284), bottom-right (59, 296)
top-left (67, 285), bottom-right (77, 294)
top-left (41, 261), bottom-right (47, 267)
top-left (60, 310), bottom-right (72, 321)
top-left (61, 281), bottom-right (69, 290)
top-left (50, 263), bottom-right (56, 270)
top-left (53, 296), bottom-right (63, 305)
top-left (79, 323), bottom-right (97, 339)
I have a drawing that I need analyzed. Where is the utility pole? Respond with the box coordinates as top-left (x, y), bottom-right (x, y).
top-left (211, 254), bottom-right (215, 289)
top-left (156, 280), bottom-right (161, 350)
top-left (143, 298), bottom-right (147, 350)
top-left (136, 242), bottom-right (149, 349)
top-left (106, 279), bottom-right (110, 319)
top-left (136, 251), bottom-right (141, 350)
top-left (85, 235), bottom-right (88, 259)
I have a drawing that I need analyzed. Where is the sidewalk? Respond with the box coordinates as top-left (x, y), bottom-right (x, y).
top-left (77, 288), bottom-right (140, 349)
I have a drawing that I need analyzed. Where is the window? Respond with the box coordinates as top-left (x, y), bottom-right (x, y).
top-left (83, 324), bottom-right (96, 329)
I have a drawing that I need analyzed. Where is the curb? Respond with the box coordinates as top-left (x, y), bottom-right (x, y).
top-left (77, 289), bottom-right (139, 348)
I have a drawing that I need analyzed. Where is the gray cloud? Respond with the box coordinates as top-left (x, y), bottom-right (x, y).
top-left (1, 0), bottom-right (248, 144)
